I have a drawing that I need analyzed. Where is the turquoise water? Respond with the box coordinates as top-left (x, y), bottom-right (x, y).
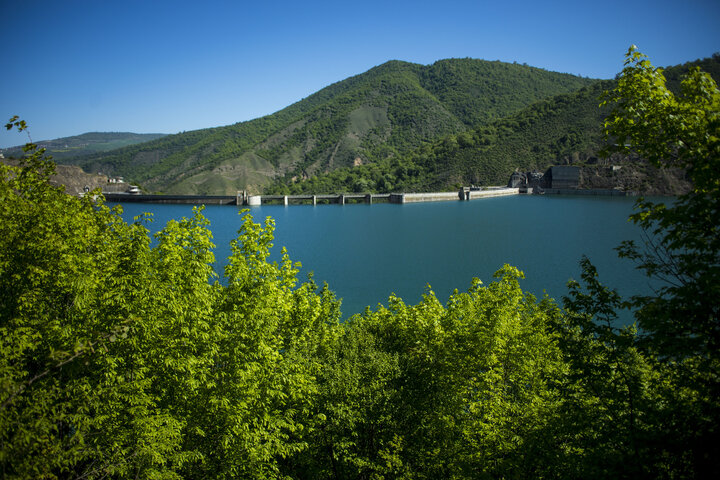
top-left (112, 195), bottom-right (655, 318)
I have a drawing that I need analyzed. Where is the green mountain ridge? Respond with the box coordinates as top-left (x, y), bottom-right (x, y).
top-left (58, 58), bottom-right (596, 194)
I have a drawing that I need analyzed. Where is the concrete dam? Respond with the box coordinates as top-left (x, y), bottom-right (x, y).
top-left (104, 187), bottom-right (521, 206)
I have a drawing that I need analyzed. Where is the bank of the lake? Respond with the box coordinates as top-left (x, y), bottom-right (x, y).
top-left (111, 194), bottom-right (656, 319)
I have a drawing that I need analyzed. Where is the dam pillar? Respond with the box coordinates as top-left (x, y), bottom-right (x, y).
top-left (339, 195), bottom-right (345, 205)
top-left (283, 195), bottom-right (289, 206)
top-left (247, 195), bottom-right (262, 206)
top-left (312, 195), bottom-right (317, 206)
top-left (366, 194), bottom-right (372, 204)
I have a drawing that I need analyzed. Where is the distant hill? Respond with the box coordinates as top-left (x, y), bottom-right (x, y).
top-left (57, 59), bottom-right (596, 194)
top-left (663, 53), bottom-right (720, 92)
top-left (267, 54), bottom-right (720, 195)
top-left (1, 132), bottom-right (167, 161)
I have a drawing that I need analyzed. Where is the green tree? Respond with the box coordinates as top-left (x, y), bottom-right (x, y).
top-left (1, 118), bottom-right (197, 477)
top-left (333, 267), bottom-right (569, 478)
top-left (602, 46), bottom-right (720, 362)
top-left (554, 46), bottom-right (720, 477)
top-left (557, 258), bottom-right (672, 478)
top-left (0, 118), bottom-right (342, 478)
top-left (188, 212), bottom-right (342, 479)
top-left (606, 46), bottom-right (720, 477)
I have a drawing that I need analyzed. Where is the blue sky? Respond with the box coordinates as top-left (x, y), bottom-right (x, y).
top-left (1, 0), bottom-right (718, 148)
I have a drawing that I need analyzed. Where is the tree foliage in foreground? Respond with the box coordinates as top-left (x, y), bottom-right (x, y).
top-left (602, 46), bottom-right (720, 361)
top-left (1, 47), bottom-right (719, 478)
top-left (556, 46), bottom-right (720, 477)
top-left (597, 45), bottom-right (720, 475)
top-left (0, 118), bottom-right (341, 478)
top-left (0, 128), bottom-right (569, 478)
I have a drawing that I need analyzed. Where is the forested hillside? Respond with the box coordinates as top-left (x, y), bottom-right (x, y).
top-left (272, 54), bottom-right (720, 194)
top-left (59, 59), bottom-right (595, 194)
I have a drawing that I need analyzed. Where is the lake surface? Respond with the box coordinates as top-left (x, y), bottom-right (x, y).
top-left (111, 195), bottom-right (657, 319)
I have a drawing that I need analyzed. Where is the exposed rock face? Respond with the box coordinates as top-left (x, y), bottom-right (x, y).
top-left (508, 171), bottom-right (526, 188)
top-left (508, 156), bottom-right (691, 195)
top-left (49, 165), bottom-right (129, 196)
top-left (577, 164), bottom-right (690, 195)
top-left (570, 154), bottom-right (691, 195)
top-left (1, 160), bottom-right (134, 196)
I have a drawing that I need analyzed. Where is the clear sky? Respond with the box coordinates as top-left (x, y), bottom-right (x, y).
top-left (1, 0), bottom-right (718, 148)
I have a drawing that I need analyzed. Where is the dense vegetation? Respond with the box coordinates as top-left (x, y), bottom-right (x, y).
top-left (1, 49), bottom-right (718, 479)
top-left (1, 132), bottom-right (167, 162)
top-left (57, 59), bottom-right (595, 195)
top-left (266, 81), bottom-right (613, 194)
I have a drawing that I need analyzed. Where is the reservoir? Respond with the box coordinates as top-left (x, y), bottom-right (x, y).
top-left (112, 195), bottom-right (657, 320)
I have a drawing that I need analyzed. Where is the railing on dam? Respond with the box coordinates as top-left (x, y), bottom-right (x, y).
top-left (104, 193), bottom-right (238, 205)
top-left (251, 193), bottom-right (390, 205)
top-left (246, 188), bottom-right (520, 205)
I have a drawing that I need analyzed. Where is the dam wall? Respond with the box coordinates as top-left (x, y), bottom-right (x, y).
top-left (390, 187), bottom-right (520, 203)
top-left (105, 187), bottom-right (521, 206)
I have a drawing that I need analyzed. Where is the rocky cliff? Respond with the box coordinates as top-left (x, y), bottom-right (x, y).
top-left (509, 154), bottom-right (691, 196)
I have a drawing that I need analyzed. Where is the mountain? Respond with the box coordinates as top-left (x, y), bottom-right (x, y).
top-left (269, 54), bottom-right (720, 195)
top-left (0, 132), bottom-right (167, 162)
top-left (58, 59), bottom-right (596, 194)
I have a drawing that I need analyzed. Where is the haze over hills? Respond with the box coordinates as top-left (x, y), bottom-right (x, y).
top-left (0, 132), bottom-right (167, 162)
top-left (50, 58), bottom-right (596, 194)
